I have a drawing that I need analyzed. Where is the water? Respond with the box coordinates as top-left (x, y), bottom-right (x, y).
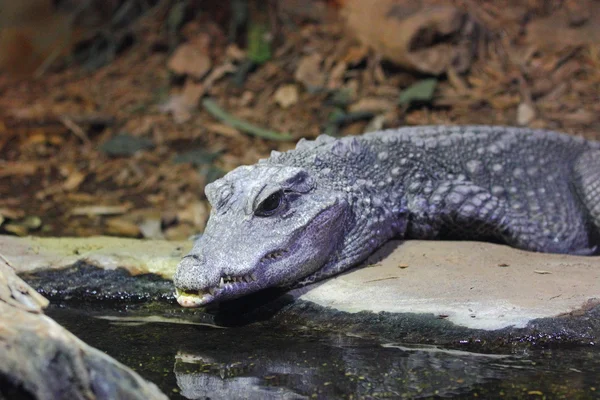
top-left (47, 306), bottom-right (599, 399)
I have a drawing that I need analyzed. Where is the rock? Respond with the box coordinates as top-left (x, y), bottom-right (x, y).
top-left (0, 235), bottom-right (189, 278)
top-left (517, 102), bottom-right (536, 126)
top-left (298, 240), bottom-right (600, 330)
top-left (2, 235), bottom-right (599, 342)
top-left (0, 258), bottom-right (167, 400)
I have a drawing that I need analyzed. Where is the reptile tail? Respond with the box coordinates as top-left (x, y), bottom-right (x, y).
top-left (573, 150), bottom-right (600, 243)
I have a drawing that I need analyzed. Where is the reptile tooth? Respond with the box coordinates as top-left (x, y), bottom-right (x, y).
top-left (219, 277), bottom-right (224, 287)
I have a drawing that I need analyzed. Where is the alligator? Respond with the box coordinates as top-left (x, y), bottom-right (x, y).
top-left (173, 126), bottom-right (600, 307)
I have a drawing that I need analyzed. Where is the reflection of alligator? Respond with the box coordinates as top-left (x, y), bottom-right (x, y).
top-left (172, 328), bottom-right (520, 399)
top-left (174, 126), bottom-right (600, 307)
top-left (174, 353), bottom-right (307, 400)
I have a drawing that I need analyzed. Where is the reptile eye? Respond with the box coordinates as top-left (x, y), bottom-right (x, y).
top-left (255, 190), bottom-right (284, 217)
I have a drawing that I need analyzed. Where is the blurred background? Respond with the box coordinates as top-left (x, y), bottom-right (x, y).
top-left (0, 0), bottom-right (598, 239)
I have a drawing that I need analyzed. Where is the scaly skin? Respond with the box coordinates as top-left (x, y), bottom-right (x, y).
top-left (173, 126), bottom-right (600, 307)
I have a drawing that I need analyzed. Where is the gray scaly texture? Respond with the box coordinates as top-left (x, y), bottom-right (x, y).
top-left (174, 126), bottom-right (600, 307)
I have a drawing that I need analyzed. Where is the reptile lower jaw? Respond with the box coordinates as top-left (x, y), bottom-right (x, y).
top-left (174, 287), bottom-right (212, 308)
top-left (175, 272), bottom-right (260, 306)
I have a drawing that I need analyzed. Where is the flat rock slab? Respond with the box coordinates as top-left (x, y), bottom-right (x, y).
top-left (2, 235), bottom-right (599, 332)
top-left (300, 240), bottom-right (600, 330)
top-left (0, 235), bottom-right (190, 278)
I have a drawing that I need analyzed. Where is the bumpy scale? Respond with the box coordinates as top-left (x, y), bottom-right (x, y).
top-left (174, 126), bottom-right (600, 307)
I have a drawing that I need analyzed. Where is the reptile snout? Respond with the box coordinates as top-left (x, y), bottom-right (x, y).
top-left (173, 253), bottom-right (216, 291)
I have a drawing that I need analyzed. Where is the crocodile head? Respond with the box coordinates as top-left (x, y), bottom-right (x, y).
top-left (173, 164), bottom-right (349, 307)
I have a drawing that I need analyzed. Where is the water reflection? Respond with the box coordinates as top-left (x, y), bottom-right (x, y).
top-left (171, 331), bottom-right (520, 399)
top-left (46, 307), bottom-right (600, 399)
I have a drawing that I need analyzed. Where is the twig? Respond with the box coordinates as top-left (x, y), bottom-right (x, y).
top-left (202, 98), bottom-right (293, 141)
top-left (0, 251), bottom-right (15, 271)
top-left (59, 116), bottom-right (91, 145)
top-left (364, 276), bottom-right (399, 283)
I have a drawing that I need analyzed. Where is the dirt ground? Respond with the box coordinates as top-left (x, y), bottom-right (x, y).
top-left (0, 0), bottom-right (599, 239)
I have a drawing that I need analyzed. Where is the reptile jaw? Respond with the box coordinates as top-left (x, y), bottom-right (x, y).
top-left (175, 272), bottom-right (259, 307)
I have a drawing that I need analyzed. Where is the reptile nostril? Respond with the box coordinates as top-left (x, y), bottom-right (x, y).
top-left (183, 254), bottom-right (204, 263)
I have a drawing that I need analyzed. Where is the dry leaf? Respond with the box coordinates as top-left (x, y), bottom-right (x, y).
top-left (205, 123), bottom-right (243, 139)
top-left (62, 171), bottom-right (86, 191)
top-left (274, 84), bottom-right (299, 109)
top-left (0, 162), bottom-right (38, 177)
top-left (342, 0), bottom-right (479, 75)
top-left (105, 217), bottom-right (141, 237)
top-left (71, 205), bottom-right (131, 216)
top-left (295, 54), bottom-right (325, 89)
top-left (348, 97), bottom-right (395, 113)
top-left (527, 5), bottom-right (600, 50)
top-left (177, 201), bottom-right (209, 231)
top-left (167, 43), bottom-right (212, 79)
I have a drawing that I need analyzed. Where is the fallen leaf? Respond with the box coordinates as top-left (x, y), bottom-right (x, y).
top-left (138, 218), bottom-right (164, 240)
top-left (181, 80), bottom-right (205, 108)
top-left (497, 263), bottom-right (510, 267)
top-left (164, 224), bottom-right (196, 241)
top-left (342, 46), bottom-right (369, 65)
top-left (100, 134), bottom-right (154, 157)
top-left (398, 78), bottom-right (438, 105)
top-left (527, 5), bottom-right (600, 50)
top-left (534, 270), bottom-right (552, 275)
top-left (159, 94), bottom-right (193, 124)
top-left (177, 201), bottom-right (209, 230)
top-left (173, 149), bottom-right (221, 166)
top-left (0, 162), bottom-right (39, 177)
top-left (274, 84), bottom-right (299, 109)
top-left (205, 123), bottom-right (243, 139)
top-left (105, 217), bottom-right (141, 238)
top-left (343, 0), bottom-right (479, 74)
top-left (0, 208), bottom-right (25, 220)
top-left (62, 171), bottom-right (86, 191)
top-left (3, 224), bottom-right (28, 236)
top-left (71, 205), bottom-right (131, 216)
top-left (167, 43), bottom-right (212, 79)
top-left (21, 216), bottom-right (42, 230)
top-left (348, 97), bottom-right (395, 113)
top-left (294, 54), bottom-right (325, 90)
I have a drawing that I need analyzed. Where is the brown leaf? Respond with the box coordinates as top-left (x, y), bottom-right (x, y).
top-left (0, 208), bottom-right (25, 220)
top-left (167, 43), bottom-right (212, 79)
top-left (342, 0), bottom-right (479, 75)
top-left (205, 123), bottom-right (243, 139)
top-left (348, 97), bottom-right (395, 113)
top-left (0, 162), bottom-right (39, 177)
top-left (274, 84), bottom-right (299, 109)
top-left (71, 205), bottom-right (131, 216)
top-left (295, 54), bottom-right (326, 89)
top-left (527, 4), bottom-right (600, 50)
top-left (62, 171), bottom-right (86, 191)
top-left (105, 217), bottom-right (141, 238)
